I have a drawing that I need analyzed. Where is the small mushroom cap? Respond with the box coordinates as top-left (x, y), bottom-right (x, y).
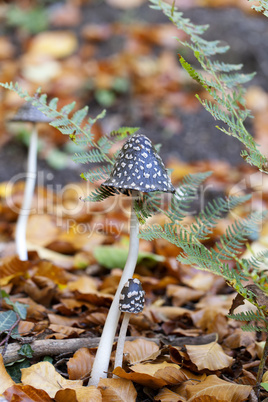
top-left (102, 134), bottom-right (175, 194)
top-left (119, 278), bottom-right (145, 314)
top-left (9, 103), bottom-right (52, 123)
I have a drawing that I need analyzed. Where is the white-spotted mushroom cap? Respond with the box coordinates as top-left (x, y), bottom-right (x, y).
top-left (9, 103), bottom-right (52, 123)
top-left (102, 134), bottom-right (175, 194)
top-left (119, 278), bottom-right (145, 314)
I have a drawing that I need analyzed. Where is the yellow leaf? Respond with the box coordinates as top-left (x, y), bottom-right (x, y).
top-left (186, 375), bottom-right (252, 402)
top-left (21, 361), bottom-right (83, 398)
top-left (28, 31), bottom-right (78, 58)
top-left (185, 341), bottom-right (234, 370)
top-left (98, 378), bottom-right (137, 402)
top-left (0, 354), bottom-right (15, 394)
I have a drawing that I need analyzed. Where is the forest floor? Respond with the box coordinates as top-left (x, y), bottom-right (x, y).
top-left (0, 1), bottom-right (268, 401)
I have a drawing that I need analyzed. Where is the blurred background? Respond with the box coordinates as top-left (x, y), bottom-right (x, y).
top-left (0, 0), bottom-right (268, 185)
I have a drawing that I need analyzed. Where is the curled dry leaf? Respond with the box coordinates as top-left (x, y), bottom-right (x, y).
top-left (66, 276), bottom-right (98, 293)
top-left (186, 375), bottom-right (252, 402)
top-left (67, 348), bottom-right (95, 380)
top-left (114, 362), bottom-right (183, 389)
top-left (185, 341), bottom-right (234, 371)
top-left (55, 386), bottom-right (102, 402)
top-left (0, 255), bottom-right (30, 284)
top-left (48, 324), bottom-right (85, 338)
top-left (0, 354), bottom-right (15, 394)
top-left (21, 361), bottom-right (83, 398)
top-left (167, 284), bottom-right (205, 307)
top-left (154, 387), bottom-right (187, 401)
top-left (223, 328), bottom-right (256, 349)
top-left (3, 384), bottom-right (52, 401)
top-left (98, 377), bottom-right (137, 402)
top-left (123, 338), bottom-right (160, 364)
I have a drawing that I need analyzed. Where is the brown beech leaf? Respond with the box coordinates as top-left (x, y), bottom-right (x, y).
top-left (21, 361), bottom-right (83, 398)
top-left (55, 386), bottom-right (102, 402)
top-left (48, 324), bottom-right (85, 338)
top-left (167, 284), bottom-right (205, 307)
top-left (113, 366), bottom-right (167, 388)
top-left (3, 384), bottom-right (52, 401)
top-left (114, 362), bottom-right (186, 388)
top-left (223, 328), bottom-right (256, 349)
top-left (74, 290), bottom-right (113, 307)
top-left (67, 348), bottom-right (95, 380)
top-left (0, 255), bottom-right (30, 283)
top-left (66, 276), bottom-right (98, 293)
top-left (154, 387), bottom-right (187, 401)
top-left (123, 338), bottom-right (160, 364)
top-left (185, 341), bottom-right (234, 371)
top-left (186, 375), bottom-right (252, 402)
top-left (0, 354), bottom-right (15, 394)
top-left (98, 378), bottom-right (137, 402)
top-left (150, 306), bottom-right (193, 322)
top-left (195, 309), bottom-right (229, 342)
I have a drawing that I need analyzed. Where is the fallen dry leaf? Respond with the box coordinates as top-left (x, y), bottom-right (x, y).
top-left (21, 361), bottom-right (83, 398)
top-left (185, 341), bottom-right (234, 371)
top-left (0, 354), bottom-right (15, 394)
top-left (123, 338), bottom-right (160, 364)
top-left (67, 348), bottom-right (95, 380)
top-left (186, 375), bottom-right (252, 401)
top-left (3, 384), bottom-right (52, 401)
top-left (113, 366), bottom-right (167, 388)
top-left (154, 387), bottom-right (187, 401)
top-left (98, 377), bottom-right (137, 402)
top-left (55, 386), bottom-right (102, 402)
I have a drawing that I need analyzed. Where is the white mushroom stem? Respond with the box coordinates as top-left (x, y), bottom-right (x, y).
top-left (88, 191), bottom-right (139, 386)
top-left (114, 312), bottom-right (131, 370)
top-left (15, 124), bottom-right (38, 261)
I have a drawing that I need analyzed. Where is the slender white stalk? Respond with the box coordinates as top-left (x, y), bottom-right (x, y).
top-left (114, 312), bottom-right (131, 371)
top-left (15, 124), bottom-right (38, 261)
top-left (88, 192), bottom-right (139, 386)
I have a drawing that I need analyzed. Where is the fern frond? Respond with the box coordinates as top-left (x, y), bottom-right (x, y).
top-left (216, 212), bottom-right (264, 260)
top-left (241, 323), bottom-right (268, 332)
top-left (81, 165), bottom-right (112, 183)
top-left (82, 186), bottom-right (119, 202)
top-left (73, 149), bottom-right (107, 164)
top-left (189, 194), bottom-right (251, 241)
top-left (110, 127), bottom-right (140, 140)
top-left (149, 0), bottom-right (268, 173)
top-left (228, 310), bottom-right (266, 322)
top-left (166, 172), bottom-right (212, 222)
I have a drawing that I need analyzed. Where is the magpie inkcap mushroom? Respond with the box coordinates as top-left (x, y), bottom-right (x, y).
top-left (9, 103), bottom-right (52, 123)
top-left (89, 134), bottom-right (175, 386)
top-left (119, 278), bottom-right (145, 314)
top-left (113, 278), bottom-right (145, 371)
top-left (102, 134), bottom-right (175, 194)
top-left (8, 102), bottom-right (51, 261)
